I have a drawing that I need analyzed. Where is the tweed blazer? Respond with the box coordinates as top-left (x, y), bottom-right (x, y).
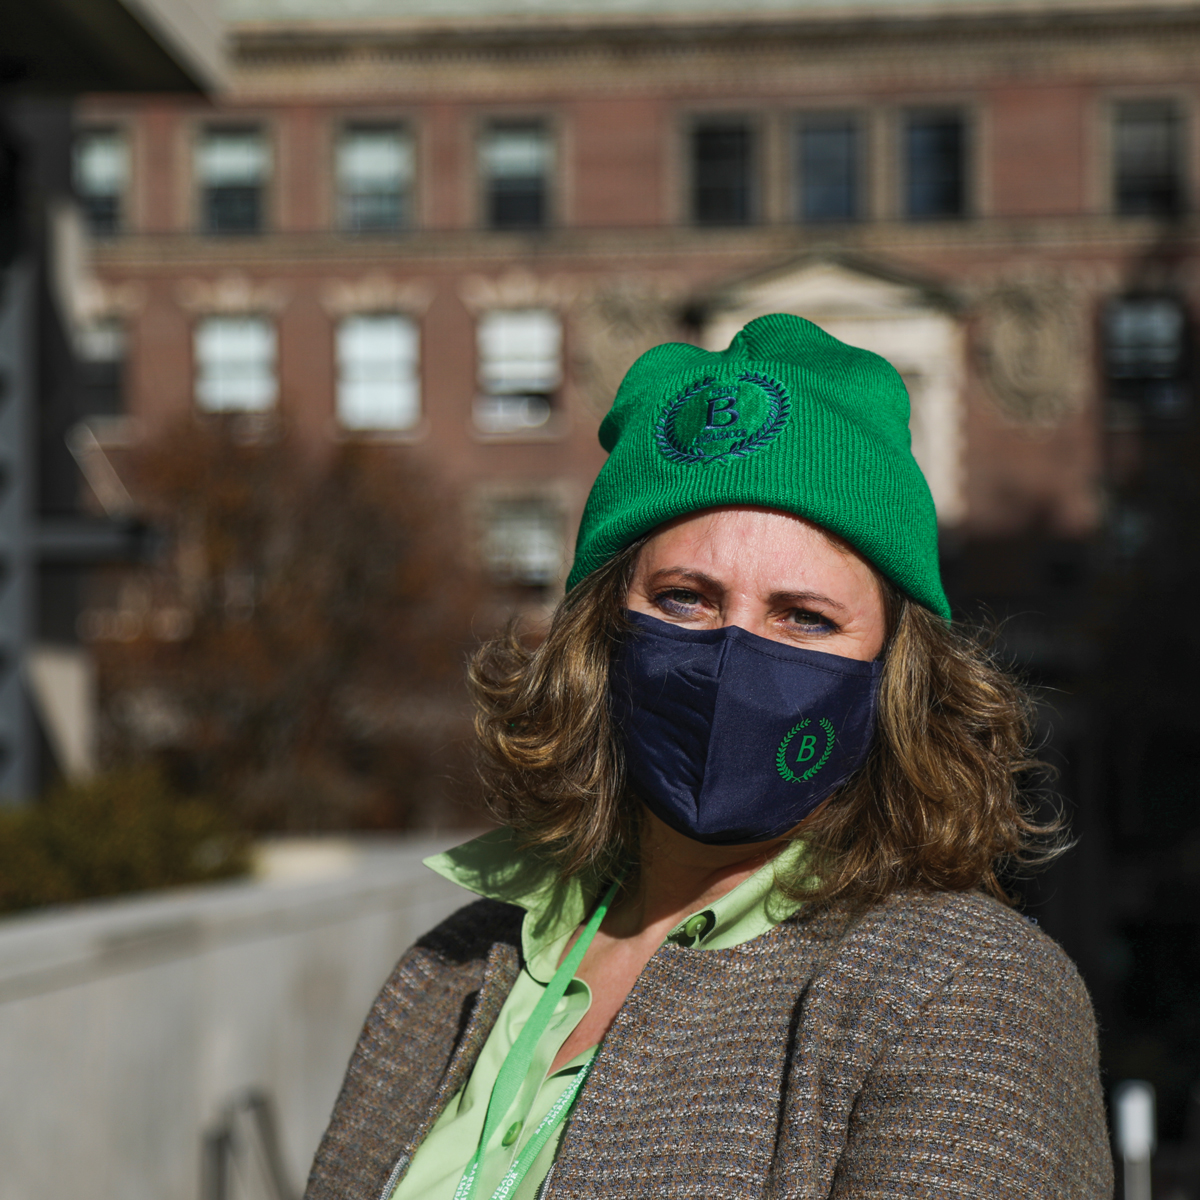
top-left (306, 889), bottom-right (1112, 1200)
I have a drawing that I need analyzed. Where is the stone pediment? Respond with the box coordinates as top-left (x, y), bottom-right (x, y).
top-left (701, 253), bottom-right (966, 526)
top-left (702, 253), bottom-right (956, 334)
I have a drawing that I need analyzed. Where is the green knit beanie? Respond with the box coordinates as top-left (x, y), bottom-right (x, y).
top-left (566, 312), bottom-right (950, 620)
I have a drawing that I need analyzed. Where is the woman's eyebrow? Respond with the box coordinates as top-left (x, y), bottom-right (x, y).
top-left (768, 590), bottom-right (848, 613)
top-left (644, 572), bottom-right (848, 614)
top-left (644, 567), bottom-right (723, 591)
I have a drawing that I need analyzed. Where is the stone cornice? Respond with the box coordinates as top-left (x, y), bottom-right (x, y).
top-left (225, 4), bottom-right (1200, 100)
top-left (231, 1), bottom-right (1200, 60)
top-left (88, 216), bottom-right (1200, 273)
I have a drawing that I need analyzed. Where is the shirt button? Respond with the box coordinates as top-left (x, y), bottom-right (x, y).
top-left (501, 1120), bottom-right (522, 1147)
top-left (683, 914), bottom-right (710, 942)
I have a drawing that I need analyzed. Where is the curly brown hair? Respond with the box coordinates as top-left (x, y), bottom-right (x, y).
top-left (468, 538), bottom-right (1064, 908)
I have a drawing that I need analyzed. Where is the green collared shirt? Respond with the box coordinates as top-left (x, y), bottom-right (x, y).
top-left (391, 828), bottom-right (806, 1200)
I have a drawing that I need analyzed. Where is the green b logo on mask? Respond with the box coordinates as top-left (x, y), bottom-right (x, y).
top-left (655, 372), bottom-right (790, 466)
top-left (776, 718), bottom-right (836, 784)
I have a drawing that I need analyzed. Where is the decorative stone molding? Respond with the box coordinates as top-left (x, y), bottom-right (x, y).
top-left (572, 278), bottom-right (685, 417)
top-left (974, 270), bottom-right (1088, 425)
top-left (319, 273), bottom-right (434, 317)
top-left (77, 278), bottom-right (147, 323)
top-left (176, 273), bottom-right (292, 315)
top-left (458, 268), bottom-right (581, 314)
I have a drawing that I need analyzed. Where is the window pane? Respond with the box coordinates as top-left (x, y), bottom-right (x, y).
top-left (905, 112), bottom-right (966, 219)
top-left (1115, 102), bottom-right (1185, 217)
top-left (481, 127), bottom-right (551, 178)
top-left (478, 310), bottom-right (561, 393)
top-left (198, 129), bottom-right (268, 234)
top-left (197, 130), bottom-right (268, 185)
top-left (481, 498), bottom-right (563, 586)
top-left (79, 318), bottom-right (125, 363)
top-left (336, 314), bottom-right (420, 430)
top-left (74, 130), bottom-right (128, 236)
top-left (338, 126), bottom-right (414, 232)
top-left (1105, 298), bottom-right (1185, 379)
top-left (78, 318), bottom-right (126, 416)
top-left (692, 121), bottom-right (754, 226)
top-left (475, 309), bottom-right (561, 433)
top-left (481, 123), bottom-right (550, 229)
top-left (194, 317), bottom-right (277, 412)
top-left (799, 116), bottom-right (859, 222)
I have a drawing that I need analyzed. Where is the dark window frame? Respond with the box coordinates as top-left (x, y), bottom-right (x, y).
top-left (193, 314), bottom-right (279, 413)
top-left (74, 126), bottom-right (128, 237)
top-left (796, 111), bottom-right (864, 223)
top-left (1113, 99), bottom-right (1188, 218)
top-left (78, 317), bottom-right (126, 417)
top-left (903, 108), bottom-right (969, 221)
top-left (479, 493), bottom-right (567, 589)
top-left (689, 115), bottom-right (758, 227)
top-left (1102, 293), bottom-right (1192, 423)
top-left (473, 307), bottom-right (563, 434)
top-left (336, 122), bottom-right (415, 234)
top-left (197, 124), bottom-right (270, 237)
top-left (480, 119), bottom-right (553, 232)
top-left (335, 311), bottom-right (423, 431)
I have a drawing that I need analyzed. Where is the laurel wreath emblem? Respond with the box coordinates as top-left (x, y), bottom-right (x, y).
top-left (775, 717), bottom-right (836, 784)
top-left (654, 371), bottom-right (790, 466)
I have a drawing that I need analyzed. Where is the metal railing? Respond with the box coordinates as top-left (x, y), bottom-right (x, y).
top-left (202, 1089), bottom-right (297, 1200)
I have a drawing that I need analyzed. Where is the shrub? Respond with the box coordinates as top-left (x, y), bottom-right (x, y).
top-left (0, 768), bottom-right (249, 915)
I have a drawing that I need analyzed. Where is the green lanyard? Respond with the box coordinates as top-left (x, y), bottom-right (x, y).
top-left (453, 876), bottom-right (622, 1200)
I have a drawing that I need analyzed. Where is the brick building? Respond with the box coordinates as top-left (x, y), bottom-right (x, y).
top-left (74, 0), bottom-right (1200, 590)
top-left (72, 0), bottom-right (1200, 1163)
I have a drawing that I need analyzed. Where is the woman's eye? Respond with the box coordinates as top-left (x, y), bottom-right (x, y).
top-left (787, 609), bottom-right (837, 633)
top-left (654, 589), bottom-right (703, 615)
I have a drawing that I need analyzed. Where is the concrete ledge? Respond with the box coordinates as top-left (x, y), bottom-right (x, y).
top-left (0, 834), bottom-right (474, 1200)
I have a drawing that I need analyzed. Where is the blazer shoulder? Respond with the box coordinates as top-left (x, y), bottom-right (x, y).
top-left (414, 896), bottom-right (524, 967)
top-left (847, 889), bottom-right (1091, 1004)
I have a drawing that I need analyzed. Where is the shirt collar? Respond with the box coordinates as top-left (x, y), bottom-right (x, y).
top-left (424, 828), bottom-right (807, 977)
top-left (424, 827), bottom-right (588, 976)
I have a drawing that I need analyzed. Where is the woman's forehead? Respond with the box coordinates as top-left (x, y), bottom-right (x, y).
top-left (642, 506), bottom-right (854, 559)
top-left (634, 508), bottom-right (878, 594)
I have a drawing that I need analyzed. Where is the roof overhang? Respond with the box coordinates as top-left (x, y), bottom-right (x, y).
top-left (2, 0), bottom-right (224, 94)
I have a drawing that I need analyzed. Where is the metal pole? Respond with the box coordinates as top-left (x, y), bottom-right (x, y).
top-left (0, 258), bottom-right (36, 802)
top-left (1114, 1080), bottom-right (1156, 1200)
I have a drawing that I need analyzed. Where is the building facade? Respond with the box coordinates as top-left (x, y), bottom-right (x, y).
top-left (74, 0), bottom-right (1200, 1166)
top-left (75, 0), bottom-right (1200, 591)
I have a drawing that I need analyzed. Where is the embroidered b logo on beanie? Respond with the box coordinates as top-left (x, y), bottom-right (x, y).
top-left (654, 372), bottom-right (790, 466)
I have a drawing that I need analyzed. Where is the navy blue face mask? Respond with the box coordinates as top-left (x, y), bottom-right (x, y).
top-left (610, 611), bottom-right (883, 845)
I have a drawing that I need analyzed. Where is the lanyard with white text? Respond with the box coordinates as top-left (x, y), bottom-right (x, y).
top-left (452, 876), bottom-right (622, 1200)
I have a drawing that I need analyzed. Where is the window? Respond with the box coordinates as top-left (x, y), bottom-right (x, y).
top-left (1114, 101), bottom-right (1186, 217)
top-left (481, 122), bottom-right (552, 230)
top-left (904, 110), bottom-right (967, 219)
top-left (481, 497), bottom-right (564, 587)
top-left (474, 309), bottom-right (562, 434)
top-left (194, 316), bottom-right (277, 412)
top-left (196, 127), bottom-right (269, 234)
top-left (797, 114), bottom-right (861, 222)
top-left (336, 314), bottom-right (420, 430)
top-left (77, 318), bottom-right (125, 416)
top-left (691, 119), bottom-right (755, 226)
top-left (1104, 296), bottom-right (1189, 420)
top-left (74, 129), bottom-right (128, 236)
top-left (337, 125), bottom-right (414, 232)
top-left (1105, 297), bottom-right (1184, 380)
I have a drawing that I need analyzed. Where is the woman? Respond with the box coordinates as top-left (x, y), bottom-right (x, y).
top-left (306, 314), bottom-right (1112, 1200)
